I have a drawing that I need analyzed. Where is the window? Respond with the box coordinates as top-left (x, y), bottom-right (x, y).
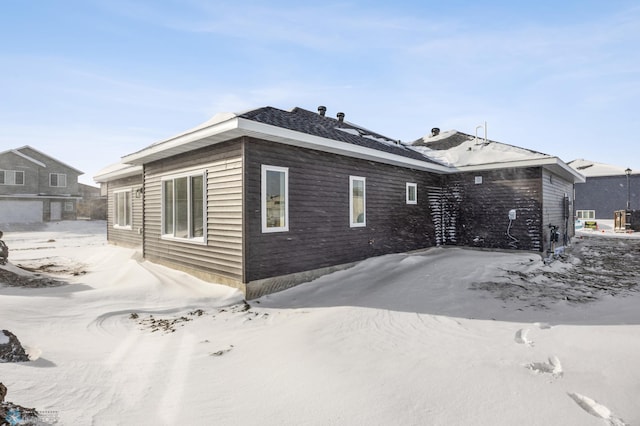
top-left (114, 190), bottom-right (132, 228)
top-left (350, 176), bottom-right (366, 227)
top-left (50, 173), bottom-right (67, 187)
top-left (261, 165), bottom-right (289, 233)
top-left (64, 202), bottom-right (74, 212)
top-left (576, 210), bottom-right (595, 220)
top-left (0, 170), bottom-right (25, 185)
top-left (406, 182), bottom-right (417, 204)
top-left (162, 172), bottom-right (206, 241)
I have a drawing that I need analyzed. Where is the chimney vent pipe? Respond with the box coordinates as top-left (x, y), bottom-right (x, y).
top-left (318, 106), bottom-right (326, 116)
top-left (337, 112), bottom-right (345, 123)
top-left (431, 127), bottom-right (440, 137)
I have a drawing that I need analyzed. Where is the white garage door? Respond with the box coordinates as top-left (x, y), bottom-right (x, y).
top-left (0, 200), bottom-right (44, 224)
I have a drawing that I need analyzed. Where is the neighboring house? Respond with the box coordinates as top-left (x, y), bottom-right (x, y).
top-left (0, 146), bottom-right (83, 224)
top-left (77, 183), bottom-right (107, 220)
top-left (568, 159), bottom-right (639, 220)
top-left (95, 106), bottom-right (584, 298)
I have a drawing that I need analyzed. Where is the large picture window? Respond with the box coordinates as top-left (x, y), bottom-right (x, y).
top-left (114, 190), bottom-right (132, 228)
top-left (350, 176), bottom-right (366, 227)
top-left (261, 165), bottom-right (289, 233)
top-left (50, 173), bottom-right (67, 187)
top-left (162, 172), bottom-right (206, 242)
top-left (0, 170), bottom-right (25, 185)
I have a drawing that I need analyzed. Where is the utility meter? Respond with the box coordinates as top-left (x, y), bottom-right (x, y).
top-left (508, 209), bottom-right (517, 220)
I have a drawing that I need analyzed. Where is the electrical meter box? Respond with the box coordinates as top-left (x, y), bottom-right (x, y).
top-left (508, 209), bottom-right (517, 220)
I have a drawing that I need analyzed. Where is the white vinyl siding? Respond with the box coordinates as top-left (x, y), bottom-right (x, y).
top-left (406, 182), bottom-right (417, 204)
top-left (350, 176), bottom-right (366, 227)
top-left (261, 165), bottom-right (289, 233)
top-left (0, 170), bottom-right (25, 185)
top-left (49, 173), bottom-right (67, 188)
top-left (161, 171), bottom-right (206, 243)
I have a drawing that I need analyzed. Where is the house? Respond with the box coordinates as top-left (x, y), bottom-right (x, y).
top-left (93, 162), bottom-right (143, 247)
top-left (95, 106), bottom-right (584, 298)
top-left (413, 129), bottom-right (583, 252)
top-left (0, 146), bottom-right (84, 224)
top-left (568, 159), bottom-right (639, 220)
top-left (77, 183), bottom-right (107, 220)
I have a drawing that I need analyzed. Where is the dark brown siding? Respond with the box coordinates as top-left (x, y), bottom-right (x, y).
top-left (143, 140), bottom-right (243, 284)
top-left (441, 168), bottom-right (544, 251)
top-left (244, 139), bottom-right (440, 282)
top-left (106, 175), bottom-right (144, 248)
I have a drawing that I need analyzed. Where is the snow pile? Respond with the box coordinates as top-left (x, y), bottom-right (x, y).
top-left (0, 221), bottom-right (639, 425)
top-left (568, 158), bottom-right (632, 177)
top-left (413, 130), bottom-right (550, 167)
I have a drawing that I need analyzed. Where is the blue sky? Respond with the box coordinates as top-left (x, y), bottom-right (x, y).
top-left (2, 1), bottom-right (639, 184)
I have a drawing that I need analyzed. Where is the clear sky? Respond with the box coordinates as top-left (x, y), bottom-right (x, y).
top-left (2, 0), bottom-right (639, 185)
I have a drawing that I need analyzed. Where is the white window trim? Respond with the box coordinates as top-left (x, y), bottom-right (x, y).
top-left (0, 170), bottom-right (25, 186)
top-left (349, 175), bottom-right (366, 228)
top-left (261, 165), bottom-right (289, 233)
top-left (161, 170), bottom-right (207, 244)
top-left (49, 173), bottom-right (67, 188)
top-left (113, 189), bottom-right (133, 230)
top-left (406, 182), bottom-right (417, 205)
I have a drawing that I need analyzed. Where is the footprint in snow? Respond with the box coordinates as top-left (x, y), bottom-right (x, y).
top-left (515, 328), bottom-right (534, 346)
top-left (568, 392), bottom-right (627, 426)
top-left (534, 322), bottom-right (552, 329)
top-left (526, 355), bottom-right (563, 378)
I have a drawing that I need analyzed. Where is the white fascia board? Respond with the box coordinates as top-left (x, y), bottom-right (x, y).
top-left (11, 150), bottom-right (47, 168)
top-left (16, 146), bottom-right (84, 174)
top-left (122, 117), bottom-right (242, 165)
top-left (236, 118), bottom-right (451, 173)
top-left (454, 157), bottom-right (586, 183)
top-left (120, 115), bottom-right (451, 173)
top-left (93, 164), bottom-right (143, 183)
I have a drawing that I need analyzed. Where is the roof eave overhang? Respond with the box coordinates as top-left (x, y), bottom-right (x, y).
top-left (454, 158), bottom-right (586, 183)
top-left (94, 165), bottom-right (143, 183)
top-left (121, 117), bottom-right (451, 173)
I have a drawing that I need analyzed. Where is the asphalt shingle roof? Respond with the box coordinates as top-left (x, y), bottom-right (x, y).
top-left (240, 106), bottom-right (440, 164)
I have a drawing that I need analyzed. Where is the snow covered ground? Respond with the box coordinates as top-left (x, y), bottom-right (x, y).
top-left (1, 221), bottom-right (639, 425)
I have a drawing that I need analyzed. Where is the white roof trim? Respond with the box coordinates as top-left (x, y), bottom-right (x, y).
top-left (454, 157), bottom-right (585, 183)
top-left (122, 116), bottom-right (452, 173)
top-left (9, 149), bottom-right (47, 168)
top-left (119, 115), bottom-right (584, 182)
top-left (94, 163), bottom-right (143, 183)
top-left (15, 145), bottom-right (84, 174)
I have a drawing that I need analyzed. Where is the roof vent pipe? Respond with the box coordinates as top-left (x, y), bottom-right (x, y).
top-left (337, 112), bottom-right (345, 123)
top-left (318, 106), bottom-right (326, 116)
top-left (431, 127), bottom-right (440, 137)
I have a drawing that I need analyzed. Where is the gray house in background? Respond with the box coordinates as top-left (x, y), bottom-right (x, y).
top-left (0, 146), bottom-right (84, 224)
top-left (569, 159), bottom-right (639, 220)
top-left (95, 106), bottom-right (584, 298)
